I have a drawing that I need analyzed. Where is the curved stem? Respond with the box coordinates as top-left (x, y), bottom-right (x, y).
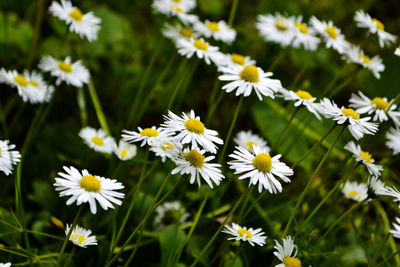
top-left (271, 106), bottom-right (301, 151)
top-left (167, 59), bottom-right (190, 110)
top-left (87, 78), bottom-right (110, 135)
top-left (368, 233), bottom-right (390, 267)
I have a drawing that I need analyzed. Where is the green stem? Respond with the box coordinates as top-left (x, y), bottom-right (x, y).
top-left (377, 250), bottom-right (400, 266)
top-left (0, 101), bottom-right (9, 138)
top-left (87, 78), bottom-right (110, 135)
top-left (206, 90), bottom-right (224, 124)
top-left (268, 48), bottom-right (286, 72)
top-left (227, 0), bottom-right (240, 26)
top-left (288, 54), bottom-right (313, 91)
top-left (385, 92), bottom-right (400, 113)
top-left (326, 74), bottom-right (354, 99)
top-left (271, 106), bottom-right (301, 151)
top-left (167, 59), bottom-right (190, 110)
top-left (77, 86), bottom-right (88, 127)
top-left (368, 233), bottom-right (390, 267)
top-left (229, 243), bottom-right (244, 267)
top-left (25, 0), bottom-right (45, 69)
top-left (63, 246), bottom-right (76, 267)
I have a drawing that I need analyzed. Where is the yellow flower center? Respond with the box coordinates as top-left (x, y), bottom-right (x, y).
top-left (160, 142), bottom-right (174, 150)
top-left (347, 190), bottom-right (359, 197)
top-left (179, 27), bottom-right (194, 38)
top-left (13, 75), bottom-right (28, 87)
top-left (231, 54), bottom-right (246, 65)
top-left (91, 136), bottom-right (104, 146)
top-left (371, 97), bottom-right (389, 110)
top-left (171, 5), bottom-right (183, 13)
top-left (71, 233), bottom-right (86, 244)
top-left (359, 151), bottom-right (372, 164)
top-left (193, 39), bottom-right (208, 51)
top-left (295, 22), bottom-right (308, 34)
top-left (184, 118), bottom-right (205, 134)
top-left (120, 149), bottom-right (128, 159)
top-left (295, 90), bottom-right (313, 100)
top-left (325, 27), bottom-right (337, 39)
top-left (69, 8), bottom-right (83, 21)
top-left (237, 228), bottom-right (253, 238)
top-left (172, 0), bottom-right (181, 2)
top-left (0, 147), bottom-right (2, 155)
top-left (252, 153), bottom-right (272, 173)
top-left (275, 18), bottom-right (288, 31)
top-left (140, 128), bottom-right (159, 137)
top-left (240, 65), bottom-right (259, 83)
top-left (206, 22), bottom-right (220, 32)
top-left (184, 149), bottom-right (205, 168)
top-left (283, 256), bottom-right (302, 267)
top-left (58, 61), bottom-right (73, 73)
top-left (79, 174), bottom-right (101, 192)
top-left (28, 80), bottom-right (39, 87)
top-left (246, 141), bottom-right (256, 150)
top-left (372, 18), bottom-right (384, 31)
top-left (342, 108), bottom-right (360, 120)
top-left (358, 55), bottom-right (371, 65)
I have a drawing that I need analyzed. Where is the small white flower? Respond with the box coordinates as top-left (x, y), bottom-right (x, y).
top-left (153, 201), bottom-right (190, 231)
top-left (233, 130), bottom-right (269, 152)
top-left (153, 0), bottom-right (196, 13)
top-left (279, 88), bottom-right (321, 119)
top-left (256, 13), bottom-right (296, 47)
top-left (343, 45), bottom-right (384, 79)
top-left (79, 127), bottom-right (116, 154)
top-left (49, 0), bottom-right (101, 41)
top-left (176, 38), bottom-right (220, 65)
top-left (342, 181), bottom-right (368, 202)
top-left (114, 140), bottom-right (137, 161)
top-left (395, 47), bottom-right (400, 56)
top-left (54, 166), bottom-right (125, 214)
top-left (0, 140), bottom-right (21, 176)
top-left (390, 217), bottom-right (400, 239)
top-left (162, 23), bottom-right (197, 41)
top-left (0, 263), bottom-right (11, 267)
top-left (222, 223), bottom-right (267, 246)
top-left (122, 126), bottom-right (168, 147)
top-left (214, 53), bottom-right (256, 69)
top-left (152, 1), bottom-right (198, 25)
top-left (193, 20), bottom-right (236, 44)
top-left (368, 176), bottom-right (386, 196)
top-left (274, 236), bottom-right (301, 267)
top-left (150, 136), bottom-right (180, 162)
top-left (291, 16), bottom-right (320, 51)
top-left (344, 141), bottom-right (382, 177)
top-left (65, 224), bottom-right (98, 247)
top-left (386, 127), bottom-right (400, 155)
top-left (39, 55), bottom-right (89, 87)
top-left (378, 185), bottom-right (400, 208)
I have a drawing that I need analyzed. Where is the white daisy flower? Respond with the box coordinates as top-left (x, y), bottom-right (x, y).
top-left (122, 126), bottom-right (169, 147)
top-left (228, 145), bottom-right (294, 194)
top-left (162, 23), bottom-right (196, 41)
top-left (318, 98), bottom-right (379, 140)
top-left (153, 200), bottom-right (190, 231)
top-left (349, 91), bottom-right (400, 127)
top-left (114, 140), bottom-right (137, 161)
top-left (274, 236), bottom-right (301, 267)
top-left (291, 16), bottom-right (320, 51)
top-left (54, 166), bottom-right (125, 214)
top-left (39, 55), bottom-right (89, 87)
top-left (216, 53), bottom-right (256, 69)
top-left (176, 38), bottom-right (220, 65)
top-left (368, 176), bottom-right (386, 196)
top-left (233, 130), bottom-right (269, 152)
top-left (218, 64), bottom-right (282, 100)
top-left (171, 147), bottom-right (224, 188)
top-left (343, 45), bottom-right (384, 79)
top-left (279, 88), bottom-right (321, 119)
top-left (344, 141), bottom-right (383, 177)
top-left (79, 127), bottom-right (116, 154)
top-left (395, 47), bottom-right (400, 56)
top-left (0, 140), bottom-right (21, 176)
top-left (193, 20), bottom-right (236, 44)
top-left (256, 13), bottom-right (296, 47)
top-left (222, 223), bottom-right (267, 247)
top-left (152, 1), bottom-right (198, 25)
top-left (0, 263), bottom-right (11, 267)
top-left (149, 136), bottom-right (180, 162)
top-left (342, 181), bottom-right (368, 202)
top-left (386, 127), bottom-right (400, 155)
top-left (49, 0), bottom-right (101, 42)
top-left (378, 185), bottom-right (400, 208)
top-left (153, 0), bottom-right (196, 13)
top-left (354, 10), bottom-right (397, 48)
top-left (161, 110), bottom-right (223, 154)
top-left (390, 217), bottom-right (400, 239)
top-left (65, 224), bottom-right (98, 248)
top-left (310, 16), bottom-right (349, 54)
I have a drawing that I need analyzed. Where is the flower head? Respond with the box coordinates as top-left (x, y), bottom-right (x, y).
top-left (152, 1), bottom-right (198, 25)
top-left (79, 127), bottom-right (116, 154)
top-left (279, 88), bottom-right (321, 119)
top-left (291, 16), bottom-right (320, 51)
top-left (0, 140), bottom-right (21, 176)
top-left (162, 23), bottom-right (197, 42)
top-left (274, 236), bottom-right (301, 267)
top-left (342, 181), bottom-right (368, 202)
top-left (150, 136), bottom-right (180, 162)
top-left (343, 46), bottom-right (384, 79)
top-left (344, 141), bottom-right (382, 177)
top-left (222, 223), bottom-right (267, 246)
top-left (122, 126), bottom-right (168, 147)
top-left (153, 201), bottom-right (190, 231)
top-left (193, 20), bottom-right (236, 44)
top-left (65, 224), bottom-right (98, 247)
top-left (114, 140), bottom-right (137, 161)
top-left (234, 130), bottom-right (270, 152)
top-left (386, 127), bottom-right (400, 155)
top-left (176, 38), bottom-right (220, 65)
top-left (256, 13), bottom-right (296, 47)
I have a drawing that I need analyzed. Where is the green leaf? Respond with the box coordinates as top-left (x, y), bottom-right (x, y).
top-left (158, 224), bottom-right (186, 266)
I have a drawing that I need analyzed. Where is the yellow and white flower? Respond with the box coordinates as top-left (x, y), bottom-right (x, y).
top-left (65, 224), bottom-right (97, 247)
top-left (274, 236), bottom-right (301, 267)
top-left (292, 16), bottom-right (320, 51)
top-left (114, 140), bottom-right (137, 161)
top-left (0, 140), bottom-right (21, 176)
top-left (152, 1), bottom-right (198, 25)
top-left (215, 53), bottom-right (256, 68)
top-left (193, 20), bottom-right (236, 44)
top-left (344, 141), bottom-right (383, 177)
top-left (279, 88), bottom-right (321, 119)
top-left (150, 136), bottom-right (179, 162)
top-left (368, 176), bottom-right (386, 196)
top-left (228, 145), bottom-right (294, 194)
top-left (153, 200), bottom-right (190, 231)
top-left (122, 126), bottom-right (169, 147)
top-left (390, 217), bottom-right (400, 239)
top-left (79, 127), bottom-right (116, 154)
top-left (176, 38), bottom-right (220, 65)
top-left (54, 166), bottom-right (125, 214)
top-left (153, 0), bottom-right (196, 14)
top-left (162, 23), bottom-right (196, 41)
top-left (39, 55), bottom-right (89, 87)
top-left (343, 45), bottom-right (384, 79)
top-left (256, 13), bottom-right (296, 47)
top-left (222, 223), bottom-right (267, 246)
top-left (49, 0), bottom-right (101, 42)
top-left (378, 185), bottom-right (400, 207)
top-left (342, 181), bottom-right (368, 202)
top-left (233, 130), bottom-right (269, 152)
top-left (386, 127), bottom-right (400, 155)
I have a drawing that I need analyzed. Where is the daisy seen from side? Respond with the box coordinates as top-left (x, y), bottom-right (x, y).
top-left (79, 127), bottom-right (116, 154)
top-left (149, 136), bottom-right (179, 162)
top-left (256, 13), bottom-right (296, 47)
top-left (114, 140), bottom-right (137, 161)
top-left (342, 181), bottom-right (368, 202)
top-left (343, 45), bottom-right (384, 79)
top-left (176, 38), bottom-right (220, 65)
top-left (274, 236), bottom-right (301, 267)
top-left (233, 130), bottom-right (270, 152)
top-left (279, 88), bottom-right (321, 119)
top-left (65, 224), bottom-right (98, 247)
top-left (222, 223), bottom-right (267, 246)
top-left (162, 23), bottom-right (196, 42)
top-left (0, 140), bottom-right (21, 176)
top-left (390, 217), bottom-right (400, 239)
top-left (122, 126), bottom-right (167, 147)
top-left (386, 127), bottom-right (400, 155)
top-left (344, 141), bottom-right (382, 177)
top-left (193, 20), bottom-right (236, 44)
top-left (292, 16), bottom-right (320, 51)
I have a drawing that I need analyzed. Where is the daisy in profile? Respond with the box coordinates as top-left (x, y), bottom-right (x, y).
top-left (368, 176), bottom-right (386, 196)
top-left (344, 141), bottom-right (383, 177)
top-left (386, 127), bottom-right (400, 155)
top-left (343, 46), bottom-right (384, 79)
top-left (152, 0), bottom-right (196, 13)
top-left (256, 13), bottom-right (296, 47)
top-left (176, 38), bottom-right (220, 65)
top-left (349, 91), bottom-right (400, 127)
top-left (162, 23), bottom-right (196, 41)
top-left (228, 145), bottom-right (294, 193)
top-left (114, 140), bottom-right (137, 161)
top-left (49, 0), bottom-right (101, 42)
top-left (222, 223), bottom-right (266, 246)
top-left (292, 16), bottom-right (320, 51)
top-left (153, 201), bottom-right (190, 231)
top-left (354, 10), bottom-right (396, 48)
top-left (318, 98), bottom-right (378, 140)
top-left (395, 47), bottom-right (400, 56)
top-left (378, 185), bottom-right (400, 208)
top-left (150, 137), bottom-right (179, 162)
top-left (65, 224), bottom-right (97, 247)
top-left (215, 53), bottom-right (256, 68)
top-left (342, 181), bottom-right (368, 202)
top-left (390, 218), bottom-right (400, 239)
top-left (39, 55), bottom-right (89, 87)
top-left (273, 236), bottom-right (301, 267)
top-left (162, 110), bottom-right (223, 154)
top-left (193, 20), bottom-right (236, 44)
top-left (0, 263), bottom-right (11, 267)
top-left (79, 127), bottom-right (116, 154)
top-left (54, 166), bottom-right (125, 214)
top-left (122, 126), bottom-right (167, 147)
top-left (310, 16), bottom-right (349, 54)
top-left (171, 146), bottom-right (224, 188)
top-left (0, 140), bottom-right (21, 176)
top-left (152, 1), bottom-right (198, 25)
top-left (218, 64), bottom-right (282, 100)
top-left (279, 88), bottom-right (321, 119)
top-left (233, 130), bottom-right (269, 152)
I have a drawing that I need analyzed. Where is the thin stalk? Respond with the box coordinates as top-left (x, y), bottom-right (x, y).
top-left (206, 90), bottom-right (224, 124)
top-left (268, 48), bottom-right (286, 72)
top-left (167, 60), bottom-right (190, 110)
top-left (385, 92), bottom-right (400, 113)
top-left (0, 101), bottom-right (9, 138)
top-left (87, 78), bottom-right (110, 135)
top-left (77, 86), bottom-right (87, 127)
top-left (326, 74), bottom-right (354, 98)
top-left (288, 54), bottom-right (314, 91)
top-left (25, 0), bottom-right (45, 69)
top-left (227, 0), bottom-right (240, 26)
top-left (237, 187), bottom-right (253, 223)
top-left (368, 233), bottom-right (390, 267)
top-left (63, 246), bottom-right (76, 267)
top-left (271, 106), bottom-right (301, 151)
top-left (229, 243), bottom-right (244, 267)
top-left (320, 69), bottom-right (341, 97)
top-left (377, 250), bottom-right (400, 266)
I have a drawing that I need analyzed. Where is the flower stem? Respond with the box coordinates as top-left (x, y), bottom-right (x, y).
top-left (368, 233), bottom-right (390, 267)
top-left (77, 86), bottom-right (88, 127)
top-left (229, 243), bottom-right (244, 267)
top-left (271, 106), bottom-right (301, 151)
top-left (227, 0), bottom-right (240, 26)
top-left (167, 59), bottom-right (191, 110)
top-left (87, 78), bottom-right (110, 135)
top-left (25, 0), bottom-right (45, 69)
top-left (63, 246), bottom-right (76, 267)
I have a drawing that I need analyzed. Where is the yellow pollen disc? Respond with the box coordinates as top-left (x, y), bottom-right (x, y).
top-left (120, 149), bottom-right (128, 159)
top-left (140, 128), bottom-right (159, 137)
top-left (13, 75), bottom-right (28, 87)
top-left (246, 141), bottom-right (256, 150)
top-left (160, 142), bottom-right (174, 150)
top-left (91, 136), bottom-right (104, 146)
top-left (193, 39), bottom-right (208, 51)
top-left (172, 0), bottom-right (181, 2)
top-left (275, 18), bottom-right (288, 31)
top-left (372, 18), bottom-right (384, 31)
top-left (232, 54), bottom-right (246, 65)
top-left (295, 90), bottom-right (313, 100)
top-left (371, 97), bottom-right (389, 110)
top-left (325, 26), bottom-right (337, 39)
top-left (347, 190), bottom-right (359, 197)
top-left (171, 5), bottom-right (183, 13)
top-left (0, 147), bottom-right (2, 155)
top-left (283, 256), bottom-right (302, 267)
top-left (253, 153), bottom-right (272, 173)
top-left (237, 228), bottom-right (253, 239)
top-left (342, 108), bottom-right (360, 120)
top-left (359, 151), bottom-right (372, 164)
top-left (179, 27), bottom-right (194, 38)
top-left (358, 54), bottom-right (371, 65)
top-left (78, 235), bottom-right (86, 243)
top-left (28, 80), bottom-right (39, 87)
top-left (295, 22), bottom-right (308, 34)
top-left (206, 22), bottom-right (220, 32)
top-left (184, 118), bottom-right (205, 134)
top-left (184, 149), bottom-right (205, 168)
top-left (79, 174), bottom-right (101, 192)
top-left (69, 8), bottom-right (83, 21)
top-left (58, 61), bottom-right (73, 73)
top-left (240, 65), bottom-right (259, 83)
